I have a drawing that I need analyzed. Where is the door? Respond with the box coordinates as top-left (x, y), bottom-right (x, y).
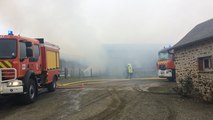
top-left (19, 41), bottom-right (29, 77)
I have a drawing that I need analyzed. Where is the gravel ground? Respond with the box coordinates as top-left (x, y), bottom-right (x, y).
top-left (0, 79), bottom-right (213, 120)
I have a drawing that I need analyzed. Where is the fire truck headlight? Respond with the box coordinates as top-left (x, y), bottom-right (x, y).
top-left (7, 80), bottom-right (22, 87)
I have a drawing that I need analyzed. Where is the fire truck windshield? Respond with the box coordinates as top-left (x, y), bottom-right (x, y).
top-left (0, 39), bottom-right (16, 59)
top-left (159, 52), bottom-right (169, 60)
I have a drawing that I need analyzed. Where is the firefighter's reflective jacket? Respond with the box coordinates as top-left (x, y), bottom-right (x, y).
top-left (127, 64), bottom-right (133, 73)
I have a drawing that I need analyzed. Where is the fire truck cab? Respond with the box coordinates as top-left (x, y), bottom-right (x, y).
top-left (0, 31), bottom-right (60, 104)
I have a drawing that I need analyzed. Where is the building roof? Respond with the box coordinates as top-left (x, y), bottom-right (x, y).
top-left (173, 18), bottom-right (213, 49)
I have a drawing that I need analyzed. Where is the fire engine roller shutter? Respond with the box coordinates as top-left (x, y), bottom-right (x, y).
top-left (56, 52), bottom-right (59, 68)
top-left (47, 51), bottom-right (59, 70)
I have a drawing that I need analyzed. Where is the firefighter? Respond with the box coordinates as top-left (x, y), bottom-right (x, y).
top-left (127, 64), bottom-right (134, 79)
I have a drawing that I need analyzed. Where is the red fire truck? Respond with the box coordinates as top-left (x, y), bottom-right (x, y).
top-left (157, 47), bottom-right (175, 81)
top-left (0, 31), bottom-right (60, 104)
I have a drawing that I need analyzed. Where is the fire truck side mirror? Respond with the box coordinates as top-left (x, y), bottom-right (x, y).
top-left (26, 48), bottom-right (33, 57)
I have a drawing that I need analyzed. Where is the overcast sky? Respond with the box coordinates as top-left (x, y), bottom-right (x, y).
top-left (0, 0), bottom-right (213, 60)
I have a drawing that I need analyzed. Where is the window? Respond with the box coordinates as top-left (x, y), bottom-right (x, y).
top-left (198, 56), bottom-right (212, 71)
top-left (34, 45), bottom-right (40, 59)
top-left (159, 52), bottom-right (169, 60)
top-left (0, 39), bottom-right (17, 59)
top-left (19, 42), bottom-right (27, 61)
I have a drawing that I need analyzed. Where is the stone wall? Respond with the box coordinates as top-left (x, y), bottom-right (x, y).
top-left (174, 39), bottom-right (213, 102)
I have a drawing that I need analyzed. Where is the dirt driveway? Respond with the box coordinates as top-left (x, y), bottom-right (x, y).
top-left (0, 79), bottom-right (213, 120)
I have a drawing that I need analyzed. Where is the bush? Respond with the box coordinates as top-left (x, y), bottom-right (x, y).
top-left (178, 75), bottom-right (213, 102)
top-left (178, 76), bottom-right (193, 97)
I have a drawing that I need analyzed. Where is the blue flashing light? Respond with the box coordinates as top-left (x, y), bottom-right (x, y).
top-left (8, 31), bottom-right (13, 35)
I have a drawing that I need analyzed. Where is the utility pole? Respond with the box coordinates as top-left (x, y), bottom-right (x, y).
top-left (64, 68), bottom-right (68, 79)
top-left (79, 68), bottom-right (81, 79)
top-left (90, 68), bottom-right (93, 78)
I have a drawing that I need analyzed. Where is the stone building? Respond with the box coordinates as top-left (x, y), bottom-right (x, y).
top-left (173, 18), bottom-right (213, 101)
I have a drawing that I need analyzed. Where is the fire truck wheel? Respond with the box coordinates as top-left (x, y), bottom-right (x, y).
top-left (47, 76), bottom-right (56, 92)
top-left (167, 70), bottom-right (176, 82)
top-left (18, 79), bottom-right (37, 104)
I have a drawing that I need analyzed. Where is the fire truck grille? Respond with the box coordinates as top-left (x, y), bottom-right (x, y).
top-left (1, 68), bottom-right (16, 81)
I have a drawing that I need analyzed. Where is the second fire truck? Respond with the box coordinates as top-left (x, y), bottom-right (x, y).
top-left (157, 47), bottom-right (176, 81)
